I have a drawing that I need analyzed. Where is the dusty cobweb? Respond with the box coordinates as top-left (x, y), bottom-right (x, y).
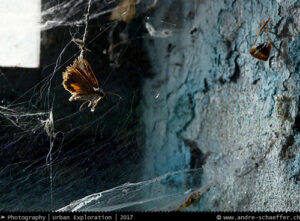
top-left (0, 0), bottom-right (206, 211)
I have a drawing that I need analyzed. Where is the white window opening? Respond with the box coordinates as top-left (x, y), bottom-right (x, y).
top-left (0, 0), bottom-right (41, 68)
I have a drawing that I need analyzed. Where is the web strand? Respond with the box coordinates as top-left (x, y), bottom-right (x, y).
top-left (79, 0), bottom-right (92, 59)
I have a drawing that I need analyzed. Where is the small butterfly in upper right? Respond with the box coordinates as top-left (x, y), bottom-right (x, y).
top-left (249, 16), bottom-right (272, 61)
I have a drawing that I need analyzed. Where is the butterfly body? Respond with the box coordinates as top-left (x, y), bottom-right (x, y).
top-left (68, 91), bottom-right (104, 112)
top-left (63, 58), bottom-right (121, 112)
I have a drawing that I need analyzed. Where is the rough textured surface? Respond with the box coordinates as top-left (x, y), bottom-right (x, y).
top-left (1, 0), bottom-right (300, 211)
top-left (140, 0), bottom-right (300, 211)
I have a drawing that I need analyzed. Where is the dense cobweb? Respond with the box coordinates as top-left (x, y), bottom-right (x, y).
top-left (58, 168), bottom-right (206, 211)
top-left (0, 0), bottom-right (203, 211)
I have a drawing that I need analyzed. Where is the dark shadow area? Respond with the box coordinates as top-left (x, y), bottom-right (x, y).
top-left (0, 0), bottom-right (153, 210)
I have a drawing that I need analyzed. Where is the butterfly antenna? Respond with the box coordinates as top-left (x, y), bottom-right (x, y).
top-left (257, 16), bottom-right (271, 36)
top-left (252, 16), bottom-right (271, 48)
top-left (105, 91), bottom-right (122, 100)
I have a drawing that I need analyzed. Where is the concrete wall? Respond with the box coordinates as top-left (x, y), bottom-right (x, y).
top-left (140, 0), bottom-right (300, 210)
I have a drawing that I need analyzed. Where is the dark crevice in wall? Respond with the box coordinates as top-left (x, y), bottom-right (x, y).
top-left (203, 78), bottom-right (209, 93)
top-left (181, 138), bottom-right (209, 170)
top-left (292, 96), bottom-right (300, 133)
top-left (280, 134), bottom-right (295, 160)
top-left (229, 55), bottom-right (240, 83)
top-left (252, 78), bottom-right (261, 85)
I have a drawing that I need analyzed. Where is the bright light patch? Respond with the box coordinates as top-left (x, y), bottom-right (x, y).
top-left (0, 0), bottom-right (40, 68)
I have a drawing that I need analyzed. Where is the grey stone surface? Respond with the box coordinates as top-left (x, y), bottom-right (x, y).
top-left (140, 0), bottom-right (300, 211)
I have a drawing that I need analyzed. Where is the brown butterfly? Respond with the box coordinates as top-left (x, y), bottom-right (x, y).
top-left (62, 58), bottom-right (121, 112)
top-left (249, 17), bottom-right (272, 61)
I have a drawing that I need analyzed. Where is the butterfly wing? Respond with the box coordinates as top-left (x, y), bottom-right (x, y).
top-left (63, 62), bottom-right (94, 95)
top-left (75, 58), bottom-right (100, 89)
top-left (249, 42), bottom-right (271, 61)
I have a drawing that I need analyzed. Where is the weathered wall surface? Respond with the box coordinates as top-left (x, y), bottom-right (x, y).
top-left (140, 0), bottom-right (300, 210)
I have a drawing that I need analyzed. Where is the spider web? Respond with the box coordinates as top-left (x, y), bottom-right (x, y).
top-left (0, 0), bottom-right (203, 211)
